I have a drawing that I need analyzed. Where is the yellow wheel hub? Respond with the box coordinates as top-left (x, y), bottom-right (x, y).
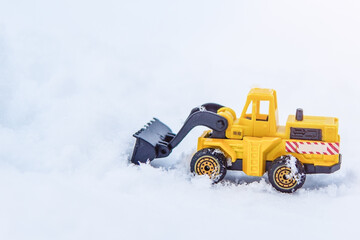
top-left (274, 166), bottom-right (297, 190)
top-left (194, 156), bottom-right (220, 178)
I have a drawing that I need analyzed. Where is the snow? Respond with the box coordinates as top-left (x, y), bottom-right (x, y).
top-left (198, 105), bottom-right (206, 112)
top-left (285, 154), bottom-right (305, 184)
top-left (1, 0), bottom-right (360, 239)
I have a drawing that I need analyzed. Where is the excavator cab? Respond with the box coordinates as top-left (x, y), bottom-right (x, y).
top-left (237, 88), bottom-right (279, 138)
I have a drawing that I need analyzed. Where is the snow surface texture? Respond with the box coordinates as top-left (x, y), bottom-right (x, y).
top-left (1, 0), bottom-right (360, 239)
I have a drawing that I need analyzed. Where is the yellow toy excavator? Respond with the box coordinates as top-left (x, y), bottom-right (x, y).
top-left (131, 88), bottom-right (341, 193)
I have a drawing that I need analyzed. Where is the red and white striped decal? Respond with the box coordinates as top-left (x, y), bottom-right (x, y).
top-left (285, 141), bottom-right (340, 155)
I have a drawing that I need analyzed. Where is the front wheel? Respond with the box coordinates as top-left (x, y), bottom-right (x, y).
top-left (268, 155), bottom-right (306, 193)
top-left (190, 148), bottom-right (227, 183)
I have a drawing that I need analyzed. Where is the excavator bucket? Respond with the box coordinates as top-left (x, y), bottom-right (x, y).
top-left (131, 118), bottom-right (175, 164)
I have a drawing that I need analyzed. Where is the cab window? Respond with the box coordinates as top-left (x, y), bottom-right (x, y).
top-left (244, 101), bottom-right (252, 120)
top-left (256, 101), bottom-right (269, 121)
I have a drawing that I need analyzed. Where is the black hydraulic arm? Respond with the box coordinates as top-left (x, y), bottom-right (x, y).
top-left (154, 103), bottom-right (228, 159)
top-left (131, 103), bottom-right (229, 164)
top-left (168, 103), bottom-right (228, 149)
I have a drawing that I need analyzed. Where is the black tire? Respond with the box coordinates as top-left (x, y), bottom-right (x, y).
top-left (190, 148), bottom-right (227, 183)
top-left (268, 155), bottom-right (306, 193)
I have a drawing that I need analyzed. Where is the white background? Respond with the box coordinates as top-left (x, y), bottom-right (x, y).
top-left (1, 1), bottom-right (360, 239)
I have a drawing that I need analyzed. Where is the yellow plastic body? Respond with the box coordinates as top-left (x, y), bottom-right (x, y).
top-left (197, 88), bottom-right (340, 177)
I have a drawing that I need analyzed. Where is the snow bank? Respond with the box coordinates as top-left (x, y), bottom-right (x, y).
top-left (1, 0), bottom-right (360, 239)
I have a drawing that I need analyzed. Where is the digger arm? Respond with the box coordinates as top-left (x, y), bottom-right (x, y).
top-left (155, 103), bottom-right (229, 158)
top-left (168, 103), bottom-right (228, 149)
top-left (131, 103), bottom-right (229, 164)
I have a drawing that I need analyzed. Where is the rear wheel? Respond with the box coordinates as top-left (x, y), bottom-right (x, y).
top-left (190, 148), bottom-right (227, 183)
top-left (268, 155), bottom-right (306, 193)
